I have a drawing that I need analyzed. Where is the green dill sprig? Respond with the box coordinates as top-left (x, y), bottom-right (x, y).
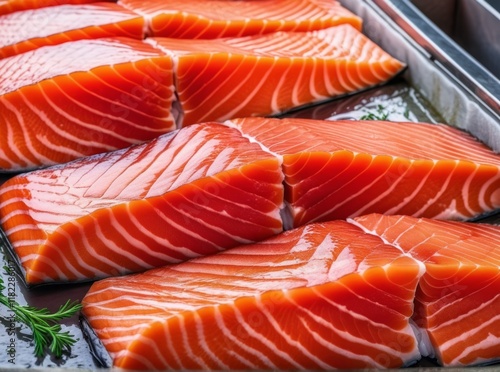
top-left (359, 104), bottom-right (411, 121)
top-left (0, 276), bottom-right (82, 358)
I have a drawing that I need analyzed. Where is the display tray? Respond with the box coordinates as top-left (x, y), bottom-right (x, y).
top-left (0, 0), bottom-right (499, 369)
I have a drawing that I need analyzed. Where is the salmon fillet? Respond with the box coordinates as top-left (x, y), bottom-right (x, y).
top-left (1, 118), bottom-right (499, 284)
top-left (0, 37), bottom-right (175, 172)
top-left (227, 117), bottom-right (500, 227)
top-left (151, 24), bottom-right (405, 126)
top-left (0, 123), bottom-right (284, 284)
top-left (119, 0), bottom-right (362, 38)
top-left (0, 3), bottom-right (144, 58)
top-left (0, 25), bottom-right (403, 171)
top-left (81, 220), bottom-right (423, 370)
top-left (352, 213), bottom-right (500, 367)
top-left (0, 0), bottom-right (112, 15)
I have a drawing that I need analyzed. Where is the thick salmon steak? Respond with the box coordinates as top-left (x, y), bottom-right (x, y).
top-left (151, 24), bottom-right (405, 126)
top-left (0, 3), bottom-right (144, 58)
top-left (0, 37), bottom-right (175, 172)
top-left (227, 117), bottom-right (500, 227)
top-left (0, 123), bottom-right (283, 284)
top-left (81, 220), bottom-right (423, 370)
top-left (0, 0), bottom-right (112, 15)
top-left (119, 0), bottom-right (362, 38)
top-left (352, 213), bottom-right (500, 367)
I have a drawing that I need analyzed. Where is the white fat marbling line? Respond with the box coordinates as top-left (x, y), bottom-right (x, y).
top-left (0, 99), bottom-right (38, 164)
top-left (478, 170), bottom-right (500, 210)
top-left (288, 290), bottom-right (394, 368)
top-left (18, 90), bottom-right (93, 157)
top-left (116, 343), bottom-right (159, 371)
top-left (436, 293), bottom-right (500, 331)
top-left (58, 222), bottom-right (115, 277)
top-left (255, 293), bottom-right (333, 369)
top-left (382, 160), bottom-right (431, 216)
top-left (193, 310), bottom-right (231, 369)
top-left (307, 153), bottom-right (392, 219)
top-left (310, 288), bottom-right (420, 365)
top-left (108, 208), bottom-right (187, 262)
top-left (126, 212), bottom-right (192, 261)
top-left (1, 97), bottom-right (50, 166)
top-left (40, 75), bottom-right (149, 141)
top-left (268, 57), bottom-right (292, 112)
top-left (412, 161), bottom-right (459, 218)
top-left (174, 314), bottom-right (210, 370)
top-left (156, 320), bottom-right (183, 369)
top-left (87, 313), bottom-right (166, 325)
top-left (85, 214), bottom-right (155, 269)
top-left (449, 332), bottom-right (500, 367)
top-left (133, 330), bottom-right (173, 368)
top-left (213, 306), bottom-right (262, 368)
top-left (24, 250), bottom-right (69, 282)
top-left (311, 285), bottom-right (401, 332)
top-left (439, 313), bottom-right (500, 364)
top-left (215, 57), bottom-right (277, 120)
top-left (232, 303), bottom-right (301, 369)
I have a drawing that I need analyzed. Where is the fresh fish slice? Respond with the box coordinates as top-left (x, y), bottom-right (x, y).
top-left (81, 220), bottom-right (423, 370)
top-left (0, 0), bottom-right (112, 15)
top-left (0, 123), bottom-right (284, 284)
top-left (2, 116), bottom-right (500, 284)
top-left (0, 37), bottom-right (175, 172)
top-left (150, 24), bottom-right (405, 126)
top-left (352, 213), bottom-right (500, 367)
top-left (0, 3), bottom-right (144, 59)
top-left (119, 0), bottom-right (362, 38)
top-left (226, 117), bottom-right (500, 227)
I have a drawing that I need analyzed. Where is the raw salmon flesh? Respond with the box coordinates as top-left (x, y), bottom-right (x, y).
top-left (0, 123), bottom-right (284, 283)
top-left (82, 213), bottom-right (500, 369)
top-left (0, 37), bottom-right (176, 171)
top-left (352, 214), bottom-right (500, 367)
top-left (1, 1), bottom-right (499, 369)
top-left (0, 3), bottom-right (144, 58)
top-left (0, 0), bottom-right (112, 15)
top-left (150, 24), bottom-right (404, 126)
top-left (118, 0), bottom-right (362, 38)
top-left (0, 23), bottom-right (404, 171)
top-left (82, 219), bottom-right (424, 370)
top-left (1, 118), bottom-right (499, 284)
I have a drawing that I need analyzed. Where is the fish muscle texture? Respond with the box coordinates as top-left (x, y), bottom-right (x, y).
top-left (0, 37), bottom-right (175, 172)
top-left (119, 0), bottom-right (362, 38)
top-left (2, 117), bottom-right (500, 283)
top-left (353, 213), bottom-right (500, 367)
top-left (0, 123), bottom-right (284, 284)
top-left (227, 117), bottom-right (500, 227)
top-left (82, 220), bottom-right (423, 370)
top-left (151, 24), bottom-right (405, 126)
top-left (0, 0), bottom-right (112, 15)
top-left (0, 3), bottom-right (144, 58)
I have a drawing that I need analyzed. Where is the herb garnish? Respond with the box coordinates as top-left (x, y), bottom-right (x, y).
top-left (0, 275), bottom-right (82, 358)
top-left (360, 104), bottom-right (411, 121)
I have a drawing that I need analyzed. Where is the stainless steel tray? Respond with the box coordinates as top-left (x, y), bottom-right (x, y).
top-left (0, 0), bottom-right (499, 369)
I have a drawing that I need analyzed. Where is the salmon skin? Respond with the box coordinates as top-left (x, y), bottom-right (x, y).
top-left (227, 117), bottom-right (500, 227)
top-left (150, 24), bottom-right (405, 126)
top-left (0, 25), bottom-right (404, 171)
top-left (352, 213), bottom-right (500, 367)
top-left (119, 0), bottom-right (362, 38)
top-left (0, 0), bottom-right (112, 15)
top-left (0, 37), bottom-right (175, 172)
top-left (1, 117), bottom-right (499, 285)
top-left (0, 3), bottom-right (144, 59)
top-left (0, 123), bottom-right (284, 284)
top-left (81, 219), bottom-right (424, 370)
